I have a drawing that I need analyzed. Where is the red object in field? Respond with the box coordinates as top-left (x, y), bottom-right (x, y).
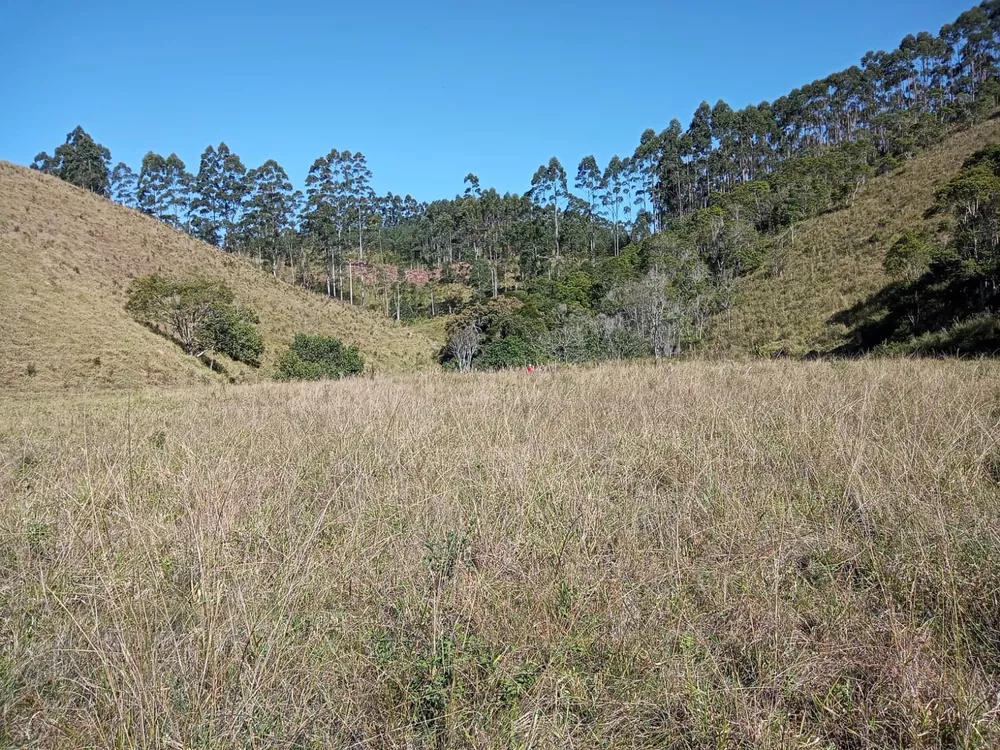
top-left (527, 365), bottom-right (535, 373)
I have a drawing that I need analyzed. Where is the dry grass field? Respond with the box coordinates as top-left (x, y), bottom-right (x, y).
top-left (2, 360), bottom-right (999, 748)
top-left (0, 162), bottom-right (440, 392)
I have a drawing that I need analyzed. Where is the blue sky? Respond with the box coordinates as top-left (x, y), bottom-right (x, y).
top-left (0, 0), bottom-right (976, 202)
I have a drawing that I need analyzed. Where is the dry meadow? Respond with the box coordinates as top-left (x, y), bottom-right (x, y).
top-left (1, 360), bottom-right (999, 748)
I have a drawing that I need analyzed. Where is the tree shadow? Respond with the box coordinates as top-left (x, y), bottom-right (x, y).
top-left (137, 320), bottom-right (231, 373)
top-left (829, 267), bottom-right (1000, 356)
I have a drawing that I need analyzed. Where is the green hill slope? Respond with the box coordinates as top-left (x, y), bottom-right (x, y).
top-left (0, 161), bottom-right (440, 391)
top-left (703, 117), bottom-right (1000, 356)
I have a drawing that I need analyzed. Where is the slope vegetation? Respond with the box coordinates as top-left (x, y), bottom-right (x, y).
top-left (704, 116), bottom-right (1000, 356)
top-left (0, 162), bottom-right (439, 391)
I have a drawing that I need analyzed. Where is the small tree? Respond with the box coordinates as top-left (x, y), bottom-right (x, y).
top-left (126, 274), bottom-right (263, 366)
top-left (275, 334), bottom-right (364, 380)
top-left (883, 232), bottom-right (933, 282)
top-left (445, 324), bottom-right (481, 372)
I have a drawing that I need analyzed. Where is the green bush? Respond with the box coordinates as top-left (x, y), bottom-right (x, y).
top-left (275, 334), bottom-right (364, 381)
top-left (200, 306), bottom-right (264, 367)
top-left (883, 231), bottom-right (932, 282)
top-left (474, 336), bottom-right (539, 371)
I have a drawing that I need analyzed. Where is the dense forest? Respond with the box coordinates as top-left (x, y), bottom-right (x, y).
top-left (33, 2), bottom-right (1000, 366)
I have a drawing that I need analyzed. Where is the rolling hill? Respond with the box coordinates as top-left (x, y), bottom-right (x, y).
top-left (3, 114), bottom-right (998, 394)
top-left (0, 161), bottom-right (440, 391)
top-left (703, 115), bottom-right (1000, 356)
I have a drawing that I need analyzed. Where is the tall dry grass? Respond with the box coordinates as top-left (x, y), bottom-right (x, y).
top-left (1, 360), bottom-right (999, 748)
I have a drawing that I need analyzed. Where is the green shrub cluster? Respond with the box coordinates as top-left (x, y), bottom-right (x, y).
top-left (275, 334), bottom-right (364, 381)
top-left (474, 336), bottom-right (539, 371)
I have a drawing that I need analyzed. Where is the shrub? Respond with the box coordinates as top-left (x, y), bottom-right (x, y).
top-left (474, 336), bottom-right (539, 371)
top-left (275, 334), bottom-right (364, 381)
top-left (541, 314), bottom-right (648, 363)
top-left (883, 231), bottom-right (933, 282)
top-left (200, 306), bottom-right (264, 367)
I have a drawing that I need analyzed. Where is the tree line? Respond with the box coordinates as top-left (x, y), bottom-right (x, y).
top-left (31, 2), bottom-right (1000, 365)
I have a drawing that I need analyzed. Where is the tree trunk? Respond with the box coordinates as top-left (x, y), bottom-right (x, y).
top-left (326, 247), bottom-right (333, 297)
top-left (553, 201), bottom-right (559, 259)
top-left (358, 205), bottom-right (364, 262)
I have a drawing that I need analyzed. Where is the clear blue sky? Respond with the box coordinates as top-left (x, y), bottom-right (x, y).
top-left (0, 0), bottom-right (976, 202)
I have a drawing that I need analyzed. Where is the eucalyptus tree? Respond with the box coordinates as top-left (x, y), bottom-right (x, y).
top-left (463, 173), bottom-right (481, 198)
top-left (529, 157), bottom-right (568, 260)
top-left (632, 129), bottom-right (662, 227)
top-left (110, 162), bottom-right (138, 208)
top-left (239, 159), bottom-right (300, 277)
top-left (602, 156), bottom-right (626, 255)
top-left (576, 155), bottom-right (602, 258)
top-left (304, 149), bottom-right (349, 297)
top-left (137, 152), bottom-right (191, 229)
top-left (31, 126), bottom-right (112, 196)
top-left (342, 150), bottom-right (374, 262)
top-left (190, 143), bottom-right (247, 248)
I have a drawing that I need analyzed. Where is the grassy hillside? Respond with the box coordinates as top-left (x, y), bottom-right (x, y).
top-left (0, 161), bottom-right (440, 391)
top-left (2, 360), bottom-right (998, 747)
top-left (704, 117), bottom-right (1000, 356)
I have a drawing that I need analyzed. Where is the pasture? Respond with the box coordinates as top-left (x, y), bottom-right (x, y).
top-left (1, 360), bottom-right (999, 748)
